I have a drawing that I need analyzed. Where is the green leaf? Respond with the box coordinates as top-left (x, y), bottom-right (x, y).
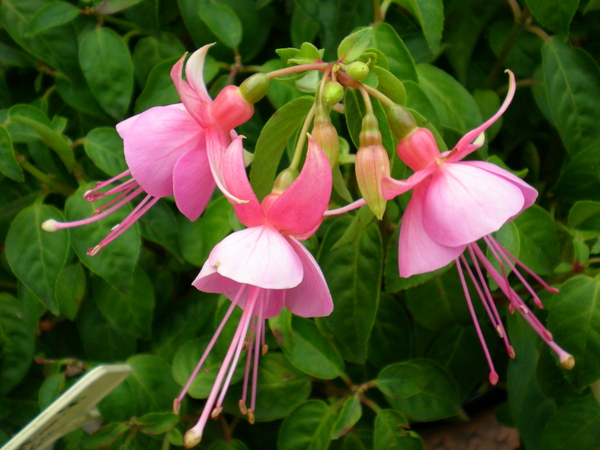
top-left (332, 206), bottom-right (374, 250)
top-left (546, 275), bottom-right (600, 391)
top-left (85, 423), bottom-right (129, 449)
top-left (337, 27), bottom-right (372, 63)
top-left (134, 57), bottom-right (181, 114)
top-left (8, 104), bottom-right (74, 171)
top-left (92, 268), bottom-right (154, 340)
top-left (372, 23), bottom-right (418, 83)
top-left (318, 219), bottom-right (382, 364)
top-left (543, 38), bottom-right (600, 154)
top-left (84, 128), bottom-right (128, 177)
top-left (540, 397), bottom-right (600, 450)
top-left (208, 440), bottom-right (249, 450)
top-left (331, 396), bottom-right (362, 439)
top-left (526, 0), bottom-right (578, 34)
top-left (416, 64), bottom-right (482, 142)
top-left (383, 359), bottom-right (460, 422)
top-left (199, 4), bottom-right (242, 49)
top-left (95, 0), bottom-right (144, 14)
top-left (372, 66), bottom-right (406, 105)
top-left (0, 125), bottom-right (23, 181)
top-left (374, 410), bottom-right (424, 450)
top-left (250, 96), bottom-right (314, 201)
top-left (368, 294), bottom-right (412, 368)
top-left (392, 0), bottom-right (444, 53)
top-left (39, 373), bottom-right (65, 410)
top-left (277, 400), bottom-right (336, 450)
top-left (27, 2), bottom-right (79, 36)
top-left (277, 315), bottom-right (345, 380)
top-left (0, 293), bottom-right (35, 394)
top-left (6, 203), bottom-right (70, 315)
top-left (291, 5), bottom-right (319, 48)
top-left (555, 142), bottom-right (600, 202)
top-left (132, 33), bottom-right (186, 88)
top-left (56, 263), bottom-right (85, 321)
top-left (65, 183), bottom-right (140, 295)
top-left (377, 362), bottom-right (425, 399)
top-left (403, 80), bottom-right (443, 138)
top-left (568, 200), bottom-right (600, 230)
top-left (135, 412), bottom-right (179, 435)
top-left (79, 27), bottom-right (134, 120)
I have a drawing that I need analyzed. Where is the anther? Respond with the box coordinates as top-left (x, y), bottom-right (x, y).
top-left (239, 400), bottom-right (248, 415)
top-left (262, 344), bottom-right (269, 356)
top-left (495, 325), bottom-right (504, 338)
top-left (173, 399), bottom-right (181, 415)
top-left (247, 409), bottom-right (255, 425)
top-left (210, 407), bottom-right (223, 419)
top-left (87, 246), bottom-right (101, 257)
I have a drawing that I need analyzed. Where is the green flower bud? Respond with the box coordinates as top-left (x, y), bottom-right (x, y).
top-left (347, 61), bottom-right (369, 81)
top-left (272, 167), bottom-right (299, 194)
top-left (312, 104), bottom-right (340, 168)
top-left (239, 73), bottom-right (270, 104)
top-left (387, 104), bottom-right (417, 139)
top-left (323, 81), bottom-right (344, 105)
top-left (359, 113), bottom-right (382, 147)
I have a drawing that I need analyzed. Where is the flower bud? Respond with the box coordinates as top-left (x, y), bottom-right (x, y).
top-left (311, 104), bottom-right (340, 167)
top-left (396, 127), bottom-right (441, 172)
top-left (272, 167), bottom-right (299, 194)
top-left (356, 143), bottom-right (390, 220)
top-left (359, 113), bottom-right (382, 147)
top-left (347, 61), bottom-right (369, 81)
top-left (210, 85), bottom-right (254, 130)
top-left (387, 104), bottom-right (417, 139)
top-left (323, 81), bottom-right (344, 105)
top-left (239, 73), bottom-right (270, 104)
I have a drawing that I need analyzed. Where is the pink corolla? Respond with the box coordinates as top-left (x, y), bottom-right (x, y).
top-left (177, 135), bottom-right (333, 448)
top-left (42, 44), bottom-right (258, 254)
top-left (382, 70), bottom-right (574, 383)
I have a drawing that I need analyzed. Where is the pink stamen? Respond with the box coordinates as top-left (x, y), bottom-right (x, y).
top-left (91, 183), bottom-right (137, 214)
top-left (84, 170), bottom-right (132, 198)
top-left (456, 256), bottom-right (499, 385)
top-left (87, 178), bottom-right (138, 203)
top-left (324, 198), bottom-right (366, 216)
top-left (240, 316), bottom-right (255, 414)
top-left (251, 294), bottom-right (265, 412)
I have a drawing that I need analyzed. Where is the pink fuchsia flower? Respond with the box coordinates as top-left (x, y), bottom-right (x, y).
top-left (177, 136), bottom-right (333, 448)
top-left (382, 70), bottom-right (574, 384)
top-left (42, 45), bottom-right (258, 255)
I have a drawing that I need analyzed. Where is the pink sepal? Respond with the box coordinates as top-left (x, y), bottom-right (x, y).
top-left (173, 148), bottom-right (215, 221)
top-left (381, 167), bottom-right (436, 200)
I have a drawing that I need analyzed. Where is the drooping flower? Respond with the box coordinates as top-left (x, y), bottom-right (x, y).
top-left (41, 45), bottom-right (261, 254)
top-left (382, 70), bottom-right (574, 383)
top-left (177, 136), bottom-right (333, 448)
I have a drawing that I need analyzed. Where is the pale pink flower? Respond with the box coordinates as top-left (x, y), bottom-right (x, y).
top-left (42, 45), bottom-right (254, 255)
top-left (178, 136), bottom-right (333, 448)
top-left (382, 71), bottom-right (573, 383)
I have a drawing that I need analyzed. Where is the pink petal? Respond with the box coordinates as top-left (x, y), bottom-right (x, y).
top-left (283, 236), bottom-right (333, 317)
top-left (184, 45), bottom-right (213, 103)
top-left (267, 137), bottom-right (332, 236)
top-left (207, 133), bottom-right (263, 227)
top-left (207, 225), bottom-right (303, 290)
top-left (173, 148), bottom-right (216, 221)
top-left (449, 70), bottom-right (516, 162)
top-left (123, 105), bottom-right (204, 197)
top-left (421, 162), bottom-right (525, 247)
top-left (399, 185), bottom-right (465, 277)
top-left (170, 49), bottom-right (212, 127)
top-left (460, 161), bottom-right (538, 215)
top-left (381, 167), bottom-right (437, 200)
top-left (116, 111), bottom-right (145, 139)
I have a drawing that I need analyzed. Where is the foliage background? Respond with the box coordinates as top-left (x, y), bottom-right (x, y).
top-left (1, 0), bottom-right (600, 449)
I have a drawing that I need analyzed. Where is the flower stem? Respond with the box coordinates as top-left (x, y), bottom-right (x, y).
top-left (360, 396), bottom-right (383, 414)
top-left (289, 101), bottom-right (317, 171)
top-left (266, 63), bottom-right (330, 80)
top-left (16, 154), bottom-right (74, 196)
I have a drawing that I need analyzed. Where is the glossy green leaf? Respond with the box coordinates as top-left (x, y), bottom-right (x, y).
top-left (84, 127), bottom-right (128, 177)
top-left (392, 0), bottom-right (444, 53)
top-left (372, 66), bottom-right (406, 105)
top-left (543, 38), bottom-right (600, 155)
top-left (95, 0), bottom-right (144, 14)
top-left (134, 57), bottom-right (180, 113)
top-left (56, 263), bottom-right (85, 321)
top-left (403, 80), bottom-right (443, 138)
top-left (555, 142), bottom-right (600, 202)
top-left (0, 125), bottom-right (23, 181)
top-left (85, 423), bottom-right (129, 449)
top-left (377, 362), bottom-right (425, 399)
top-left (8, 104), bottom-right (74, 171)
top-left (331, 396), bottom-right (362, 439)
top-left (79, 27), bottom-right (134, 120)
top-left (291, 5), bottom-right (319, 48)
top-left (250, 96), bottom-right (314, 201)
top-left (0, 293), bottom-right (35, 394)
top-left (374, 409), bottom-right (424, 450)
top-left (199, 3), bottom-right (242, 49)
top-left (277, 400), bottom-right (336, 450)
top-left (38, 373), bottom-right (65, 410)
top-left (6, 203), bottom-right (70, 315)
top-left (65, 183), bottom-right (140, 295)
top-left (92, 268), bottom-right (155, 340)
top-left (368, 294), bottom-right (412, 368)
top-left (337, 27), bottom-right (372, 63)
top-left (132, 34), bottom-right (185, 87)
top-left (371, 23), bottom-right (418, 83)
top-left (568, 200), bottom-right (600, 230)
top-left (332, 206), bottom-right (374, 250)
top-left (540, 397), bottom-right (600, 450)
top-left (138, 201), bottom-right (181, 259)
top-left (526, 0), bottom-right (578, 35)
top-left (318, 219), bottom-right (382, 364)
top-left (280, 315), bottom-right (344, 379)
top-left (546, 275), bottom-right (600, 391)
top-left (135, 412), bottom-right (179, 435)
top-left (27, 2), bottom-right (79, 36)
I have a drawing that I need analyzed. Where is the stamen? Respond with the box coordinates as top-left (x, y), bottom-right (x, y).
top-left (238, 399), bottom-right (248, 415)
top-left (210, 407), bottom-right (222, 419)
top-left (247, 409), bottom-right (255, 425)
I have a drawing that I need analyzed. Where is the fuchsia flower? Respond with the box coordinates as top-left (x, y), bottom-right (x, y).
top-left (42, 44), bottom-right (255, 254)
top-left (178, 135), bottom-right (333, 448)
top-left (382, 71), bottom-right (574, 383)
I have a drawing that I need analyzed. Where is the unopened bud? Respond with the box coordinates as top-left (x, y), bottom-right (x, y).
top-left (347, 61), bottom-right (369, 81)
top-left (359, 113), bottom-right (382, 147)
top-left (210, 85), bottom-right (254, 130)
top-left (272, 168), bottom-right (299, 194)
top-left (387, 104), bottom-right (417, 139)
top-left (312, 105), bottom-right (340, 168)
top-left (323, 81), bottom-right (344, 105)
top-left (240, 73), bottom-right (270, 104)
top-left (396, 127), bottom-right (440, 172)
top-left (356, 143), bottom-right (390, 220)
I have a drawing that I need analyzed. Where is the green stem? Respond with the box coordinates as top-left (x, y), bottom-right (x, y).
top-left (18, 155), bottom-right (75, 196)
top-left (100, 14), bottom-right (144, 32)
top-left (358, 84), bottom-right (374, 115)
top-left (362, 84), bottom-right (395, 108)
top-left (289, 101), bottom-right (317, 171)
top-left (360, 395), bottom-right (383, 414)
top-left (338, 372), bottom-right (354, 389)
top-left (266, 63), bottom-right (330, 80)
